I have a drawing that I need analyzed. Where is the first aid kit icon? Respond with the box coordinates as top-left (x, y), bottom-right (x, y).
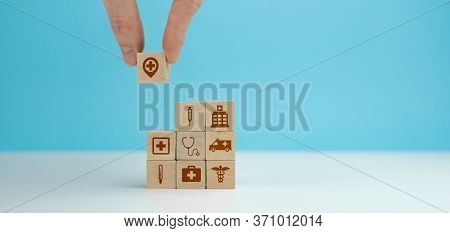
top-left (182, 166), bottom-right (201, 182)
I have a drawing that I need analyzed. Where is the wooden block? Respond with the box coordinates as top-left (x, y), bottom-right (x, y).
top-left (206, 131), bottom-right (235, 161)
top-left (176, 161), bottom-right (206, 189)
top-left (206, 161), bottom-right (235, 189)
top-left (176, 131), bottom-right (206, 160)
top-left (137, 52), bottom-right (170, 83)
top-left (205, 101), bottom-right (235, 131)
top-left (147, 131), bottom-right (176, 160)
top-left (147, 160), bottom-right (176, 189)
top-left (175, 102), bottom-right (206, 131)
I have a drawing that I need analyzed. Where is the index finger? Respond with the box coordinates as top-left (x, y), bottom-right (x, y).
top-left (163, 0), bottom-right (203, 63)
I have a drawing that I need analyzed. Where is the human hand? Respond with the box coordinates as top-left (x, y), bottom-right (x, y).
top-left (103, 0), bottom-right (203, 66)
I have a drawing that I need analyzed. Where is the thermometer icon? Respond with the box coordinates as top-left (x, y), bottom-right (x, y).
top-left (158, 165), bottom-right (163, 184)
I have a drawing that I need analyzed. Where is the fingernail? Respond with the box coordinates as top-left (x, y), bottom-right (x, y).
top-left (121, 47), bottom-right (136, 66)
top-left (164, 51), bottom-right (178, 64)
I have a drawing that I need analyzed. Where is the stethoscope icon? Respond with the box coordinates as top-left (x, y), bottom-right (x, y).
top-left (181, 136), bottom-right (200, 156)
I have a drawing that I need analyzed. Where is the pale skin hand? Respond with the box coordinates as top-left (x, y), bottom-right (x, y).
top-left (103, 0), bottom-right (203, 66)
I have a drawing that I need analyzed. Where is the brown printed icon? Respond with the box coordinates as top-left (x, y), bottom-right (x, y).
top-left (152, 137), bottom-right (170, 155)
top-left (211, 105), bottom-right (229, 128)
top-left (181, 136), bottom-right (200, 156)
top-left (182, 166), bottom-right (201, 182)
top-left (185, 106), bottom-right (193, 126)
top-left (158, 164), bottom-right (163, 184)
top-left (209, 138), bottom-right (232, 152)
top-left (211, 166), bottom-right (230, 183)
top-left (143, 57), bottom-right (159, 78)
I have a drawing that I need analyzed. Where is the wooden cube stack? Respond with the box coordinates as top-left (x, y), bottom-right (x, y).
top-left (146, 101), bottom-right (236, 189)
top-left (137, 52), bottom-right (236, 189)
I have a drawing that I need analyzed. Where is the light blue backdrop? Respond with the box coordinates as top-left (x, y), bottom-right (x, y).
top-left (1, 0), bottom-right (449, 151)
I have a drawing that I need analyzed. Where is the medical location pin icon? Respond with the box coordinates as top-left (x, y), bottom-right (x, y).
top-left (143, 57), bottom-right (159, 78)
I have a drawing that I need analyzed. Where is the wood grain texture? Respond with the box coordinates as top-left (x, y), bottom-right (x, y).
top-left (147, 131), bottom-right (176, 160)
top-left (206, 161), bottom-right (235, 189)
top-left (175, 102), bottom-right (206, 132)
top-left (176, 131), bottom-right (206, 161)
top-left (205, 101), bottom-right (235, 132)
top-left (206, 131), bottom-right (235, 161)
top-left (137, 52), bottom-right (170, 83)
top-left (147, 160), bottom-right (176, 189)
top-left (176, 161), bottom-right (206, 189)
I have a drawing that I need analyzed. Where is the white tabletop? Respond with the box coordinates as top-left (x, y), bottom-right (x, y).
top-left (0, 151), bottom-right (449, 213)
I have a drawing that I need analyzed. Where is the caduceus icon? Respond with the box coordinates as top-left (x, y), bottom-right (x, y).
top-left (211, 166), bottom-right (230, 183)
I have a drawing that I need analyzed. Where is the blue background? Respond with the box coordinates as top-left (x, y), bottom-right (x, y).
top-left (1, 0), bottom-right (449, 151)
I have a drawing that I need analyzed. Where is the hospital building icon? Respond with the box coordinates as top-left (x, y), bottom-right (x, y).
top-left (211, 105), bottom-right (229, 128)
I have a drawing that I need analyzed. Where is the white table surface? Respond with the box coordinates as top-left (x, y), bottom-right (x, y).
top-left (0, 151), bottom-right (449, 213)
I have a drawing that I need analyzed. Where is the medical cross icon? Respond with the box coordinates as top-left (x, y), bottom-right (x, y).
top-left (146, 60), bottom-right (156, 71)
top-left (152, 137), bottom-right (170, 155)
top-left (143, 57), bottom-right (159, 78)
top-left (156, 141), bottom-right (166, 151)
top-left (181, 166), bottom-right (201, 182)
top-left (186, 170), bottom-right (196, 180)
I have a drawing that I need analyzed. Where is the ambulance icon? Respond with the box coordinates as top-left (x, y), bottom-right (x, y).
top-left (209, 138), bottom-right (232, 152)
